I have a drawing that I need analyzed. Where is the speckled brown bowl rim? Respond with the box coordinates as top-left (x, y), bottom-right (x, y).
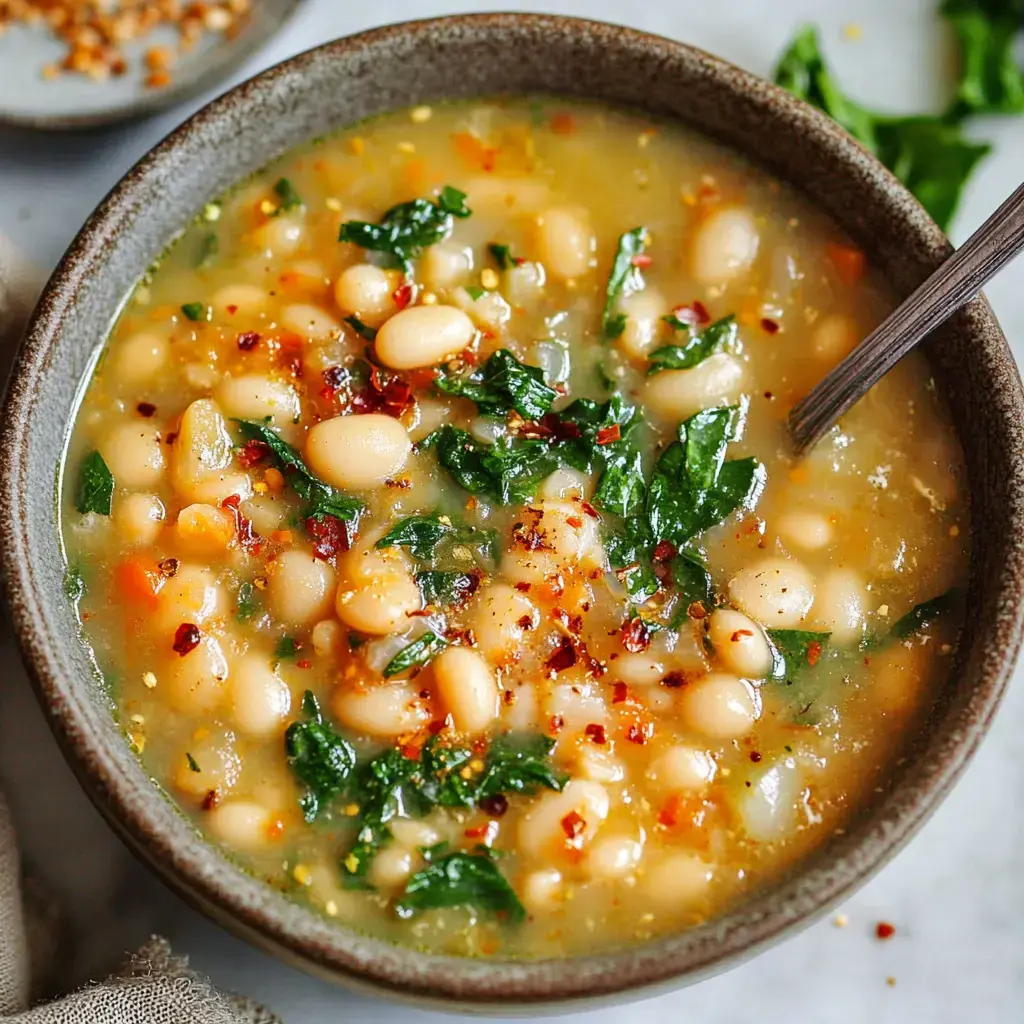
top-left (2, 13), bottom-right (1023, 1013)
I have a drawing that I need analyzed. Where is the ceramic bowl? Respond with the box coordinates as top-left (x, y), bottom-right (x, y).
top-left (2, 13), bottom-right (1023, 1012)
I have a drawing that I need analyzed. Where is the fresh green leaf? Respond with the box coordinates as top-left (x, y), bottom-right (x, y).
top-left (396, 851), bottom-right (525, 921)
top-left (671, 549), bottom-right (713, 607)
top-left (417, 737), bottom-right (478, 807)
top-left (275, 636), bottom-right (298, 660)
top-left (773, 24), bottom-right (992, 230)
top-left (343, 315), bottom-right (378, 341)
top-left (766, 629), bottom-right (832, 681)
top-left (602, 227), bottom-right (647, 338)
top-left (75, 450), bottom-right (114, 516)
top-left (435, 349), bottom-right (558, 420)
top-left (273, 177), bottom-right (304, 212)
top-left (891, 590), bottom-right (958, 639)
top-left (488, 243), bottom-right (518, 269)
top-left (648, 315), bottom-right (738, 374)
top-left (383, 632), bottom-right (448, 678)
top-left (236, 581), bottom-right (259, 622)
top-left (234, 420), bottom-right (363, 523)
top-left (375, 512), bottom-right (497, 570)
top-left (186, 752), bottom-right (201, 773)
top-left (476, 733), bottom-right (568, 799)
top-left (181, 302), bottom-right (207, 322)
top-left (285, 691), bottom-right (357, 822)
top-left (943, 0), bottom-right (1024, 117)
top-left (63, 567), bottom-right (86, 603)
top-left (338, 186), bottom-right (472, 270)
top-left (465, 286), bottom-right (486, 301)
top-left (604, 519), bottom-right (660, 605)
top-left (376, 515), bottom-right (453, 560)
top-left (415, 570), bottom-right (480, 608)
top-left (195, 231), bottom-right (219, 268)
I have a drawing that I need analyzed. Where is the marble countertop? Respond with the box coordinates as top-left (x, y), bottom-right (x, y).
top-left (0, 0), bottom-right (1021, 1020)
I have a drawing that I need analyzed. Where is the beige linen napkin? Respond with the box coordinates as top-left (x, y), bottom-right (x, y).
top-left (0, 234), bottom-right (278, 1024)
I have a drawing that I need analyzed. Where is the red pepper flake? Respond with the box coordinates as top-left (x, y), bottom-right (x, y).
top-left (620, 616), bottom-right (653, 654)
top-left (173, 623), bottom-right (201, 656)
top-left (661, 671), bottom-right (688, 689)
top-left (136, 402), bottom-right (156, 418)
top-left (517, 614), bottom-right (534, 629)
top-left (631, 253), bottom-right (653, 269)
top-left (545, 636), bottom-right (577, 675)
top-left (549, 714), bottom-right (564, 734)
top-left (226, 304), bottom-right (238, 315)
top-left (560, 809), bottom-right (586, 839)
top-left (760, 317), bottom-right (780, 335)
top-left (580, 500), bottom-right (599, 519)
top-left (164, 431), bottom-right (178, 446)
top-left (566, 515), bottom-right (583, 529)
top-left (237, 331), bottom-right (261, 351)
top-left (514, 581), bottom-right (532, 592)
top-left (393, 280), bottom-right (413, 310)
top-left (585, 723), bottom-right (607, 745)
top-left (731, 628), bottom-right (754, 642)
top-left (236, 438), bottom-right (270, 469)
top-left (220, 494), bottom-right (262, 554)
top-left (807, 641), bottom-right (823, 667)
top-left (627, 722), bottom-right (653, 744)
top-left (652, 539), bottom-right (677, 563)
top-left (671, 300), bottom-right (711, 327)
top-left (875, 922), bottom-right (896, 941)
top-left (479, 793), bottom-right (509, 818)
top-left (595, 424), bottom-right (621, 446)
top-left (612, 681), bottom-right (628, 704)
top-left (296, 659), bottom-right (312, 670)
top-left (688, 601), bottom-right (707, 620)
top-left (305, 515), bottom-right (352, 561)
top-left (401, 742), bottom-right (422, 761)
top-left (158, 557), bottom-right (179, 578)
top-left (749, 751), bottom-right (762, 763)
top-left (201, 789), bottom-right (221, 811)
top-left (464, 823), bottom-right (490, 839)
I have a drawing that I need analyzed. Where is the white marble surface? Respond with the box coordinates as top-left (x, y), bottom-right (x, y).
top-left (0, 0), bottom-right (1021, 1019)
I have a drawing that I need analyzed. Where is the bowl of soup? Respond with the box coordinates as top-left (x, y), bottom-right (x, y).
top-left (2, 13), bottom-right (1023, 1010)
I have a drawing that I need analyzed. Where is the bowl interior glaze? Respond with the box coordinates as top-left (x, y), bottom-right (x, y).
top-left (2, 14), bottom-right (1023, 1011)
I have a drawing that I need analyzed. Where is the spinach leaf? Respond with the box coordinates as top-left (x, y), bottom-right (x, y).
top-left (604, 520), bottom-right (660, 605)
top-left (436, 350), bottom-right (558, 419)
top-left (275, 636), bottom-right (298, 660)
top-left (186, 753), bottom-right (201, 773)
top-left (338, 186), bottom-right (471, 270)
top-left (273, 177), bottom-right (303, 212)
top-left (383, 632), bottom-right (448, 678)
top-left (236, 581), bottom-right (259, 622)
top-left (476, 733), bottom-right (568, 799)
top-left (234, 420), bottom-right (363, 523)
top-left (602, 227), bottom-right (648, 338)
top-left (648, 315), bottom-right (737, 374)
top-left (376, 511), bottom-right (497, 573)
top-left (774, 24), bottom-right (991, 230)
top-left (766, 629), bottom-right (832, 681)
top-left (285, 691), bottom-right (357, 822)
top-left (891, 590), bottom-right (959, 639)
top-left (671, 548), bottom-right (713, 607)
top-left (417, 737), bottom-right (477, 807)
top-left (75, 450), bottom-right (114, 516)
top-left (488, 243), bottom-right (520, 269)
top-left (375, 514), bottom-right (455, 560)
top-left (396, 849), bottom-right (525, 921)
top-left (343, 314), bottom-right (378, 341)
top-left (415, 571), bottom-right (480, 608)
top-left (195, 232), bottom-right (219, 268)
top-left (63, 566), bottom-right (86, 603)
top-left (181, 302), bottom-right (208, 322)
top-left (943, 0), bottom-right (1024, 117)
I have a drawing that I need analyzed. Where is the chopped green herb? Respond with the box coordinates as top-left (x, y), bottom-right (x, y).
top-left (415, 570), bottom-right (479, 608)
top-left (943, 0), bottom-right (1024, 117)
top-left (236, 581), bottom-right (259, 623)
top-left (435, 349), bottom-right (558, 420)
top-left (465, 286), bottom-right (486, 301)
top-left (63, 566), bottom-right (86, 603)
top-left (285, 691), bottom-right (357, 822)
top-left (383, 632), bottom-right (448, 678)
top-left (774, 25), bottom-right (991, 230)
top-left (475, 733), bottom-right (568, 800)
top-left (604, 521), bottom-right (661, 605)
top-left (648, 315), bottom-right (738, 374)
top-left (195, 232), bottom-right (219, 268)
top-left (602, 227), bottom-right (647, 338)
top-left (766, 629), bottom-right (832, 681)
top-left (338, 186), bottom-right (471, 270)
top-left (273, 177), bottom-right (304, 212)
top-left (234, 420), bottom-right (363, 523)
top-left (180, 302), bottom-right (207, 322)
top-left (186, 753), bottom-right (201, 773)
top-left (75, 450), bottom-right (114, 516)
top-left (396, 849), bottom-right (525, 921)
top-left (342, 315), bottom-right (378, 341)
top-left (891, 590), bottom-right (959, 640)
top-left (671, 548), bottom-right (714, 608)
top-left (275, 636), bottom-right (298, 660)
top-left (376, 512), bottom-right (497, 570)
top-left (488, 242), bottom-right (518, 269)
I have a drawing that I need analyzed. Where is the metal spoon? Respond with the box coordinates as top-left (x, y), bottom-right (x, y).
top-left (789, 181), bottom-right (1024, 454)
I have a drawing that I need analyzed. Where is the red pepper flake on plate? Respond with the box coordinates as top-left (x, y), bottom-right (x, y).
top-left (875, 921), bottom-right (896, 941)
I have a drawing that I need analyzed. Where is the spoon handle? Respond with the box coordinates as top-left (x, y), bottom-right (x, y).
top-left (790, 180), bottom-right (1024, 454)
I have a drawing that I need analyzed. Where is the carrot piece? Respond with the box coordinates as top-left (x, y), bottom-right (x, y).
top-left (114, 556), bottom-right (165, 609)
top-left (826, 242), bottom-right (866, 285)
top-left (451, 131), bottom-right (497, 172)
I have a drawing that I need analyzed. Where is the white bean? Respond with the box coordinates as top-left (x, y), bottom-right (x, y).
top-left (707, 608), bottom-right (773, 678)
top-left (172, 398), bottom-right (252, 504)
top-left (389, 818), bottom-right (442, 849)
top-left (643, 353), bottom-right (745, 421)
top-left (813, 313), bottom-right (858, 362)
top-left (612, 652), bottom-right (666, 687)
top-left (216, 375), bottom-right (300, 424)
top-left (331, 681), bottom-right (430, 737)
top-left (369, 846), bottom-right (417, 891)
top-left (776, 511), bottom-right (833, 551)
top-left (728, 556), bottom-right (815, 627)
top-left (114, 493), bottom-right (165, 546)
top-left (587, 835), bottom-right (642, 881)
top-left (616, 288), bottom-right (668, 359)
top-left (174, 503), bottom-right (236, 555)
top-left (518, 780), bottom-right (609, 859)
top-left (503, 499), bottom-right (600, 583)
top-left (206, 800), bottom-right (276, 851)
top-left (109, 331), bottom-right (167, 387)
top-left (642, 852), bottom-right (714, 906)
top-left (576, 746), bottom-right (625, 784)
top-left (266, 549), bottom-right (336, 628)
top-left (211, 284), bottom-right (267, 316)
top-left (374, 305), bottom-right (475, 370)
top-left (534, 206), bottom-right (595, 280)
top-left (172, 734), bottom-right (240, 800)
top-left (810, 567), bottom-right (866, 646)
top-left (311, 619), bottom-right (342, 658)
top-left (99, 423), bottom-right (165, 489)
top-left (680, 672), bottom-right (759, 739)
top-left (504, 261), bottom-right (546, 306)
top-left (229, 653), bottom-right (291, 736)
top-left (335, 546), bottom-right (421, 635)
top-left (421, 241), bottom-right (474, 290)
top-left (152, 564), bottom-right (227, 633)
top-left (468, 583), bottom-right (538, 664)
top-left (305, 414), bottom-right (411, 491)
top-left (521, 868), bottom-right (564, 913)
top-left (691, 207), bottom-right (759, 285)
top-left (649, 745), bottom-right (716, 792)
top-left (166, 635), bottom-right (229, 714)
top-left (738, 756), bottom-right (803, 842)
top-left (538, 467), bottom-right (593, 501)
top-left (280, 303), bottom-right (340, 341)
top-left (333, 264), bottom-right (396, 325)
top-left (253, 215), bottom-right (304, 257)
top-left (433, 647), bottom-right (498, 735)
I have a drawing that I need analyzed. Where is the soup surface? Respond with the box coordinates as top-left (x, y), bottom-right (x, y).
top-left (62, 99), bottom-right (968, 957)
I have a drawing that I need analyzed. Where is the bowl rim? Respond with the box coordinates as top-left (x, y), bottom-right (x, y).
top-left (3, 11), bottom-right (1023, 1010)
